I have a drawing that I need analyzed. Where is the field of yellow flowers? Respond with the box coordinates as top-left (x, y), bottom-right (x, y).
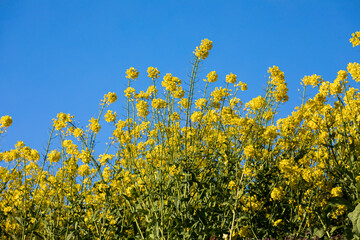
top-left (0, 31), bottom-right (360, 240)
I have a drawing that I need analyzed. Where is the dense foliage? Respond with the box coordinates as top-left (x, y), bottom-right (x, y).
top-left (0, 31), bottom-right (360, 239)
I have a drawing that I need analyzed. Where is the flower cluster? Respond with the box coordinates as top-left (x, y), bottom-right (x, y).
top-left (126, 67), bottom-right (139, 80)
top-left (204, 71), bottom-right (218, 83)
top-left (194, 38), bottom-right (213, 60)
top-left (147, 66), bottom-right (160, 79)
top-left (350, 31), bottom-right (360, 47)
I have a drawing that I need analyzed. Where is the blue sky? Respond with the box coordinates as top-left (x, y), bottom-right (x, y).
top-left (0, 0), bottom-right (359, 153)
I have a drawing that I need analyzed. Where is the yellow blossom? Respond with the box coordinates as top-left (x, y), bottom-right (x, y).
top-left (273, 219), bottom-right (283, 227)
top-left (226, 73), bottom-right (237, 84)
top-left (179, 98), bottom-right (189, 109)
top-left (350, 31), bottom-right (360, 47)
top-left (98, 154), bottom-right (114, 165)
top-left (152, 98), bottom-right (167, 109)
top-left (301, 74), bottom-right (323, 87)
top-left (126, 67), bottom-right (139, 80)
top-left (78, 164), bottom-right (90, 177)
top-left (271, 187), bottom-right (286, 201)
top-left (331, 186), bottom-right (343, 197)
top-left (147, 66), bottom-right (160, 79)
top-left (191, 111), bottom-right (203, 123)
top-left (79, 150), bottom-right (92, 164)
top-left (195, 98), bottom-right (207, 110)
top-left (89, 117), bottom-right (101, 133)
top-left (52, 113), bottom-right (73, 130)
top-left (104, 110), bottom-right (117, 122)
top-left (48, 150), bottom-right (61, 163)
top-left (73, 128), bottom-right (84, 139)
top-left (347, 62), bottom-right (360, 82)
top-left (228, 180), bottom-right (236, 190)
top-left (246, 96), bottom-right (265, 111)
top-left (204, 71), bottom-right (218, 83)
top-left (136, 100), bottom-right (149, 117)
top-left (103, 92), bottom-right (117, 105)
top-left (194, 38), bottom-right (213, 60)
top-left (124, 87), bottom-right (136, 98)
top-left (243, 145), bottom-right (256, 158)
top-left (0, 115), bottom-right (12, 128)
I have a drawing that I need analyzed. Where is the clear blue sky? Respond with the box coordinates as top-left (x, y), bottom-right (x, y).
top-left (0, 0), bottom-right (359, 153)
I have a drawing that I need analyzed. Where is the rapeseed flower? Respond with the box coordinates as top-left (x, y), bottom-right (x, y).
top-left (350, 31), bottom-right (360, 47)
top-left (204, 71), bottom-right (218, 83)
top-left (194, 38), bottom-right (213, 60)
top-left (48, 150), bottom-right (61, 163)
top-left (0, 115), bottom-right (12, 128)
top-left (126, 67), bottom-right (139, 80)
top-left (147, 66), bottom-right (160, 79)
top-left (89, 117), bottom-right (101, 133)
top-left (225, 73), bottom-right (237, 84)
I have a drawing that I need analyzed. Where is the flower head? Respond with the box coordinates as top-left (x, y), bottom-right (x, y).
top-left (147, 67), bottom-right (160, 79)
top-left (194, 39), bottom-right (213, 60)
top-left (103, 92), bottom-right (117, 105)
top-left (226, 73), bottom-right (237, 84)
top-left (350, 31), bottom-right (360, 47)
top-left (126, 67), bottom-right (139, 80)
top-left (204, 71), bottom-right (218, 83)
top-left (0, 115), bottom-right (12, 128)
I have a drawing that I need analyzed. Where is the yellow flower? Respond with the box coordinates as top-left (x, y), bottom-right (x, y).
top-left (191, 111), bottom-right (203, 123)
top-left (268, 66), bottom-right (288, 102)
top-left (104, 110), bottom-right (117, 122)
top-left (152, 98), bottom-right (167, 109)
top-left (271, 187), bottom-right (286, 201)
top-left (179, 98), bottom-right (189, 109)
top-left (146, 85), bottom-right (158, 97)
top-left (246, 96), bottom-right (265, 111)
top-left (301, 74), bottom-right (323, 87)
top-left (273, 219), bottom-right (283, 227)
top-left (238, 226), bottom-right (251, 238)
top-left (48, 150), bottom-right (61, 163)
top-left (79, 150), bottom-right (92, 164)
top-left (331, 187), bottom-right (343, 197)
top-left (243, 145), bottom-right (256, 158)
top-left (170, 112), bottom-right (180, 121)
top-left (331, 205), bottom-right (348, 219)
top-left (98, 154), bottom-right (114, 165)
top-left (0, 115), bottom-right (12, 128)
top-left (194, 38), bottom-right (213, 60)
top-left (204, 71), bottom-right (218, 83)
top-left (173, 86), bottom-right (185, 98)
top-left (147, 66), bottom-right (160, 79)
top-left (124, 87), bottom-right (136, 98)
top-left (210, 87), bottom-right (230, 103)
top-left (15, 141), bottom-right (25, 149)
top-left (228, 180), bottom-right (236, 190)
top-left (78, 164), bottom-right (90, 177)
top-left (136, 100), bottom-right (149, 117)
top-left (52, 112), bottom-right (73, 130)
top-left (126, 67), bottom-right (139, 80)
top-left (195, 98), bottom-right (207, 110)
top-left (103, 92), bottom-right (117, 105)
top-left (226, 73), bottom-right (237, 84)
top-left (89, 117), bottom-right (101, 133)
top-left (236, 81), bottom-right (248, 91)
top-left (350, 31), bottom-right (360, 47)
top-left (347, 62), bottom-right (360, 82)
top-left (73, 128), bottom-right (84, 139)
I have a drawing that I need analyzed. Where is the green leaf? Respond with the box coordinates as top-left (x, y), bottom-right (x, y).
top-left (312, 227), bottom-right (325, 238)
top-left (65, 232), bottom-right (74, 240)
top-left (348, 202), bottom-right (360, 236)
